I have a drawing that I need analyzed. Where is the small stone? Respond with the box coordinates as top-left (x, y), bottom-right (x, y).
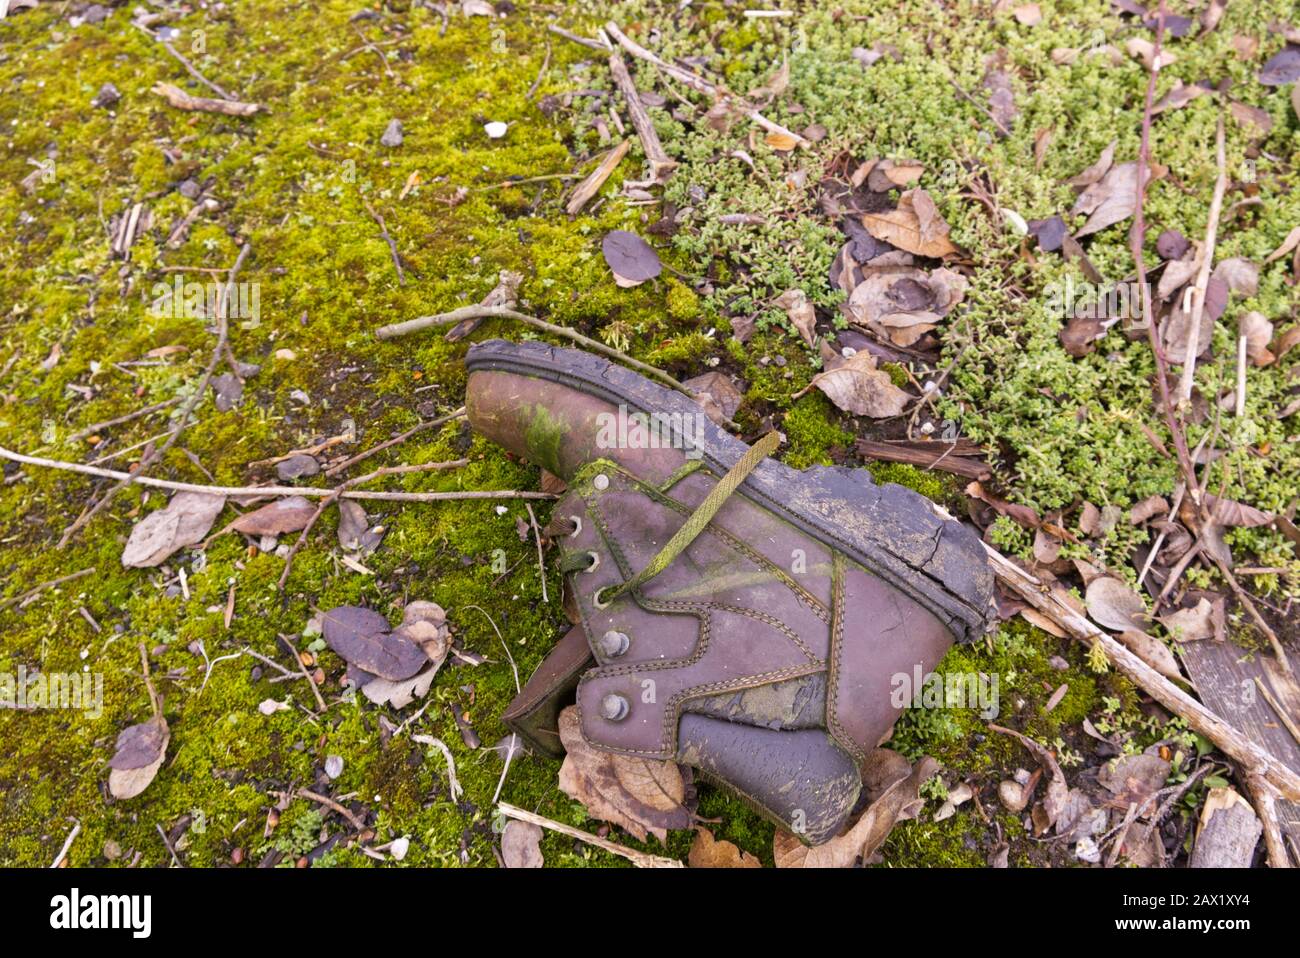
top-left (389, 836), bottom-right (409, 861)
top-left (230, 847), bottom-right (244, 865)
top-left (380, 119), bottom-right (404, 147)
top-left (91, 82), bottom-right (120, 109)
top-left (275, 454), bottom-right (320, 481)
top-left (484, 121), bottom-right (508, 139)
top-left (1049, 655), bottom-right (1070, 671)
top-left (178, 178), bottom-right (201, 199)
top-left (1075, 836), bottom-right (1102, 863)
top-left (324, 755), bottom-right (344, 779)
top-left (998, 780), bottom-right (1027, 812)
top-left (274, 348), bottom-right (296, 361)
top-left (102, 839), bottom-right (122, 860)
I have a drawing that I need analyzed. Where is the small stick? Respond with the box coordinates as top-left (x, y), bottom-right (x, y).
top-left (373, 305), bottom-right (697, 400)
top-left (1176, 113), bottom-right (1227, 403)
top-left (603, 21), bottom-right (808, 148)
top-left (242, 648), bottom-right (298, 679)
top-left (566, 139), bottom-right (631, 215)
top-left (0, 566), bottom-right (95, 612)
top-left (362, 199), bottom-right (406, 286)
top-left (324, 407), bottom-right (465, 477)
top-left (161, 42), bottom-right (234, 100)
top-left (608, 53), bottom-right (677, 181)
top-left (297, 788), bottom-right (367, 831)
top-left (247, 433), bottom-right (350, 468)
top-left (527, 38), bottom-right (552, 100)
top-left (139, 642), bottom-right (160, 718)
top-left (496, 802), bottom-right (683, 868)
top-left (59, 243), bottom-right (252, 547)
top-left (1235, 332), bottom-right (1248, 417)
top-left (151, 82), bottom-right (261, 116)
top-left (350, 22), bottom-right (398, 84)
top-left (65, 397), bottom-right (183, 444)
top-left (276, 634), bottom-right (328, 712)
top-left (547, 24), bottom-right (609, 52)
top-left (49, 821), bottom-right (81, 868)
top-left (156, 824), bottom-right (183, 868)
top-left (0, 445), bottom-right (554, 503)
top-left (525, 502), bottom-right (549, 604)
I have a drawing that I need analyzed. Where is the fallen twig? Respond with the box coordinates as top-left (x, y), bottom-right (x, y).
top-left (297, 788), bottom-right (367, 831)
top-left (49, 821), bottom-right (80, 868)
top-left (1176, 112), bottom-right (1227, 403)
top-left (58, 243), bottom-right (252, 547)
top-left (362, 199), bottom-right (406, 286)
top-left (496, 802), bottom-right (683, 868)
top-left (546, 24), bottom-right (609, 52)
top-left (566, 139), bottom-right (631, 216)
top-left (0, 445), bottom-right (555, 503)
top-left (984, 542), bottom-right (1300, 804)
top-left (411, 734), bottom-right (463, 801)
top-left (0, 566), bottom-right (95, 612)
top-left (152, 82), bottom-right (262, 116)
top-left (524, 501), bottom-right (549, 604)
top-left (603, 21), bottom-right (808, 148)
top-left (276, 634), bottom-right (328, 712)
top-left (374, 305), bottom-right (699, 401)
top-left (608, 53), bottom-right (677, 182)
top-left (65, 397), bottom-right (183, 444)
top-left (324, 407), bottom-right (466, 477)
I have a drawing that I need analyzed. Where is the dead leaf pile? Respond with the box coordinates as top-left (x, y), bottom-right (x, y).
top-left (323, 601), bottom-right (451, 709)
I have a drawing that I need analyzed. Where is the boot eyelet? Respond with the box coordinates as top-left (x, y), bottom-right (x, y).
top-left (567, 515), bottom-right (583, 538)
top-left (598, 630), bottom-right (630, 657)
top-left (592, 585), bottom-right (615, 609)
top-left (581, 551), bottom-right (600, 573)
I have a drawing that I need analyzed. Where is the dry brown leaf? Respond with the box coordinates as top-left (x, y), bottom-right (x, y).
top-left (1265, 225), bottom-right (1300, 264)
top-left (1129, 495), bottom-right (1169, 525)
top-left (1116, 630), bottom-right (1184, 682)
top-left (108, 715), bottom-right (169, 800)
top-left (807, 350), bottom-right (911, 418)
top-left (1020, 606), bottom-right (1068, 638)
top-left (1074, 161), bottom-right (1150, 237)
top-left (1159, 598), bottom-right (1214, 642)
top-left (1229, 100), bottom-right (1273, 137)
top-left (773, 755), bottom-right (938, 868)
top-left (860, 189), bottom-right (958, 258)
top-left (556, 706), bottom-right (690, 843)
top-left (122, 491), bottom-right (226, 568)
top-left (1202, 493), bottom-right (1274, 528)
top-left (1085, 576), bottom-right (1149, 632)
top-left (764, 131), bottom-right (800, 152)
top-left (1014, 3), bottom-right (1041, 25)
top-left (774, 288), bottom-right (817, 346)
top-left (1125, 37), bottom-right (1177, 70)
top-left (1238, 311), bottom-right (1275, 366)
top-left (688, 827), bottom-right (762, 868)
top-left (228, 496), bottom-right (317, 536)
top-left (1066, 140), bottom-right (1116, 188)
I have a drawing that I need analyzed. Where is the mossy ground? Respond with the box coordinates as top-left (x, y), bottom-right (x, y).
top-left (0, 1), bottom-right (1292, 868)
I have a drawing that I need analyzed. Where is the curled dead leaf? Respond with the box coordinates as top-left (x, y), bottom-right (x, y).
top-left (773, 755), bottom-right (938, 867)
top-left (688, 827), bottom-right (762, 868)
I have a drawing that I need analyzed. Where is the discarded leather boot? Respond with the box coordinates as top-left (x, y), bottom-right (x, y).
top-left (467, 339), bottom-right (994, 844)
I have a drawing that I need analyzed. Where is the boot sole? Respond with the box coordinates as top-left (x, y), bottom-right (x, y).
top-left (466, 339), bottom-right (993, 642)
